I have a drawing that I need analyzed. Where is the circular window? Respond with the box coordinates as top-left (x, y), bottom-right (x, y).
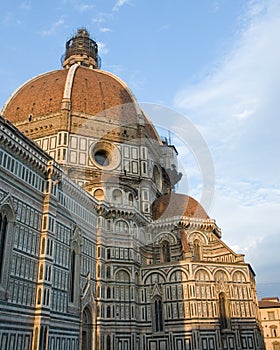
top-left (94, 189), bottom-right (104, 201)
top-left (94, 150), bottom-right (110, 166)
top-left (90, 141), bottom-right (120, 170)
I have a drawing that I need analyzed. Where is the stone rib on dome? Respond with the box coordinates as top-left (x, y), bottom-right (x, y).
top-left (152, 192), bottom-right (209, 221)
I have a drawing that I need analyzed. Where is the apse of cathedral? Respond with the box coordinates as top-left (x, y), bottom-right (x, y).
top-left (0, 29), bottom-right (265, 350)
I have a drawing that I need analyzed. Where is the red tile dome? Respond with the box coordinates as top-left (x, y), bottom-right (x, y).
top-left (1, 28), bottom-right (159, 141)
top-left (2, 67), bottom-right (156, 131)
top-left (152, 192), bottom-right (209, 221)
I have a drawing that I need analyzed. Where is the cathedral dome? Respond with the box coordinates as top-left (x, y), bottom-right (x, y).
top-left (2, 67), bottom-right (138, 123)
top-left (152, 192), bottom-right (209, 221)
top-left (1, 29), bottom-right (158, 140)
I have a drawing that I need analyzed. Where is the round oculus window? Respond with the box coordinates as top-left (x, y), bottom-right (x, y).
top-left (94, 149), bottom-right (110, 166)
top-left (90, 141), bottom-right (120, 170)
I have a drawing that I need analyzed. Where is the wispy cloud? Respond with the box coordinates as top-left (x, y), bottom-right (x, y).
top-left (99, 27), bottom-right (111, 33)
top-left (75, 4), bottom-right (95, 12)
top-left (158, 24), bottom-right (170, 32)
top-left (212, 1), bottom-right (220, 13)
top-left (92, 12), bottom-right (113, 25)
top-left (97, 41), bottom-right (109, 55)
top-left (19, 1), bottom-right (31, 10)
top-left (174, 0), bottom-right (280, 292)
top-left (112, 0), bottom-right (131, 12)
top-left (2, 12), bottom-right (22, 26)
top-left (174, 0), bottom-right (280, 183)
top-left (41, 18), bottom-right (65, 36)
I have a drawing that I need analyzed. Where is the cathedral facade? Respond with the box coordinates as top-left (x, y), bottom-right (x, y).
top-left (0, 29), bottom-right (265, 350)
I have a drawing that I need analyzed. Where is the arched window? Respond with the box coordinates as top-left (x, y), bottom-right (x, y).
top-left (39, 264), bottom-right (44, 280)
top-left (97, 264), bottom-right (101, 278)
top-left (232, 270), bottom-right (246, 283)
top-left (106, 335), bottom-right (111, 350)
top-left (115, 220), bottom-right (129, 234)
top-left (112, 189), bottom-right (122, 204)
top-left (106, 266), bottom-right (111, 278)
top-left (39, 326), bottom-right (48, 350)
top-left (34, 327), bottom-right (39, 349)
top-left (0, 203), bottom-right (16, 297)
top-left (273, 341), bottom-right (280, 350)
top-left (153, 297), bottom-right (164, 332)
top-left (69, 250), bottom-right (76, 303)
top-left (107, 287), bottom-right (111, 299)
top-left (37, 288), bottom-right (42, 305)
top-left (219, 292), bottom-right (230, 329)
top-left (115, 269), bottom-right (130, 315)
top-left (107, 249), bottom-right (111, 259)
top-left (82, 307), bottom-right (93, 350)
top-left (161, 241), bottom-right (170, 263)
top-left (41, 237), bottom-right (45, 254)
top-left (128, 193), bottom-right (134, 206)
top-left (106, 306), bottom-right (111, 318)
top-left (193, 239), bottom-right (202, 261)
top-left (0, 214), bottom-right (8, 279)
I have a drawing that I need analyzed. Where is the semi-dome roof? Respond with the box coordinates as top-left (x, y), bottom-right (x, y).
top-left (152, 192), bottom-right (209, 221)
top-left (1, 28), bottom-right (159, 140)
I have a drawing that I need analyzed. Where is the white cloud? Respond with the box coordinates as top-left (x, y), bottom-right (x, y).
top-left (92, 12), bottom-right (113, 25)
top-left (174, 0), bottom-right (280, 295)
top-left (99, 27), bottom-right (111, 33)
top-left (2, 12), bottom-right (22, 26)
top-left (76, 4), bottom-right (95, 12)
top-left (175, 0), bottom-right (280, 183)
top-left (158, 24), bottom-right (170, 32)
top-left (97, 41), bottom-right (109, 55)
top-left (112, 0), bottom-right (131, 12)
top-left (41, 18), bottom-right (65, 36)
top-left (19, 1), bottom-right (31, 10)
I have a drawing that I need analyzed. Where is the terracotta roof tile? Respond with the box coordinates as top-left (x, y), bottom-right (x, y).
top-left (259, 297), bottom-right (280, 308)
top-left (3, 70), bottom-right (67, 122)
top-left (2, 66), bottom-right (159, 140)
top-left (152, 192), bottom-right (209, 221)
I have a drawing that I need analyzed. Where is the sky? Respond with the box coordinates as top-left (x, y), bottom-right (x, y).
top-left (1, 0), bottom-right (280, 298)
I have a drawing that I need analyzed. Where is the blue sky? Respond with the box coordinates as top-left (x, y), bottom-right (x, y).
top-left (1, 0), bottom-right (280, 298)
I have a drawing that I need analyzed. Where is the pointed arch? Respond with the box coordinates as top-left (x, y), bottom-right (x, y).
top-left (161, 240), bottom-right (171, 263)
top-left (82, 305), bottom-right (93, 350)
top-left (0, 196), bottom-right (16, 298)
top-left (152, 295), bottom-right (164, 332)
top-left (69, 250), bottom-right (76, 303)
top-left (0, 214), bottom-right (8, 279)
top-left (188, 231), bottom-right (208, 245)
top-left (193, 239), bottom-right (202, 261)
top-left (68, 226), bottom-right (81, 306)
top-left (106, 334), bottom-right (111, 350)
top-left (114, 219), bottom-right (129, 234)
top-left (219, 292), bottom-right (230, 330)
